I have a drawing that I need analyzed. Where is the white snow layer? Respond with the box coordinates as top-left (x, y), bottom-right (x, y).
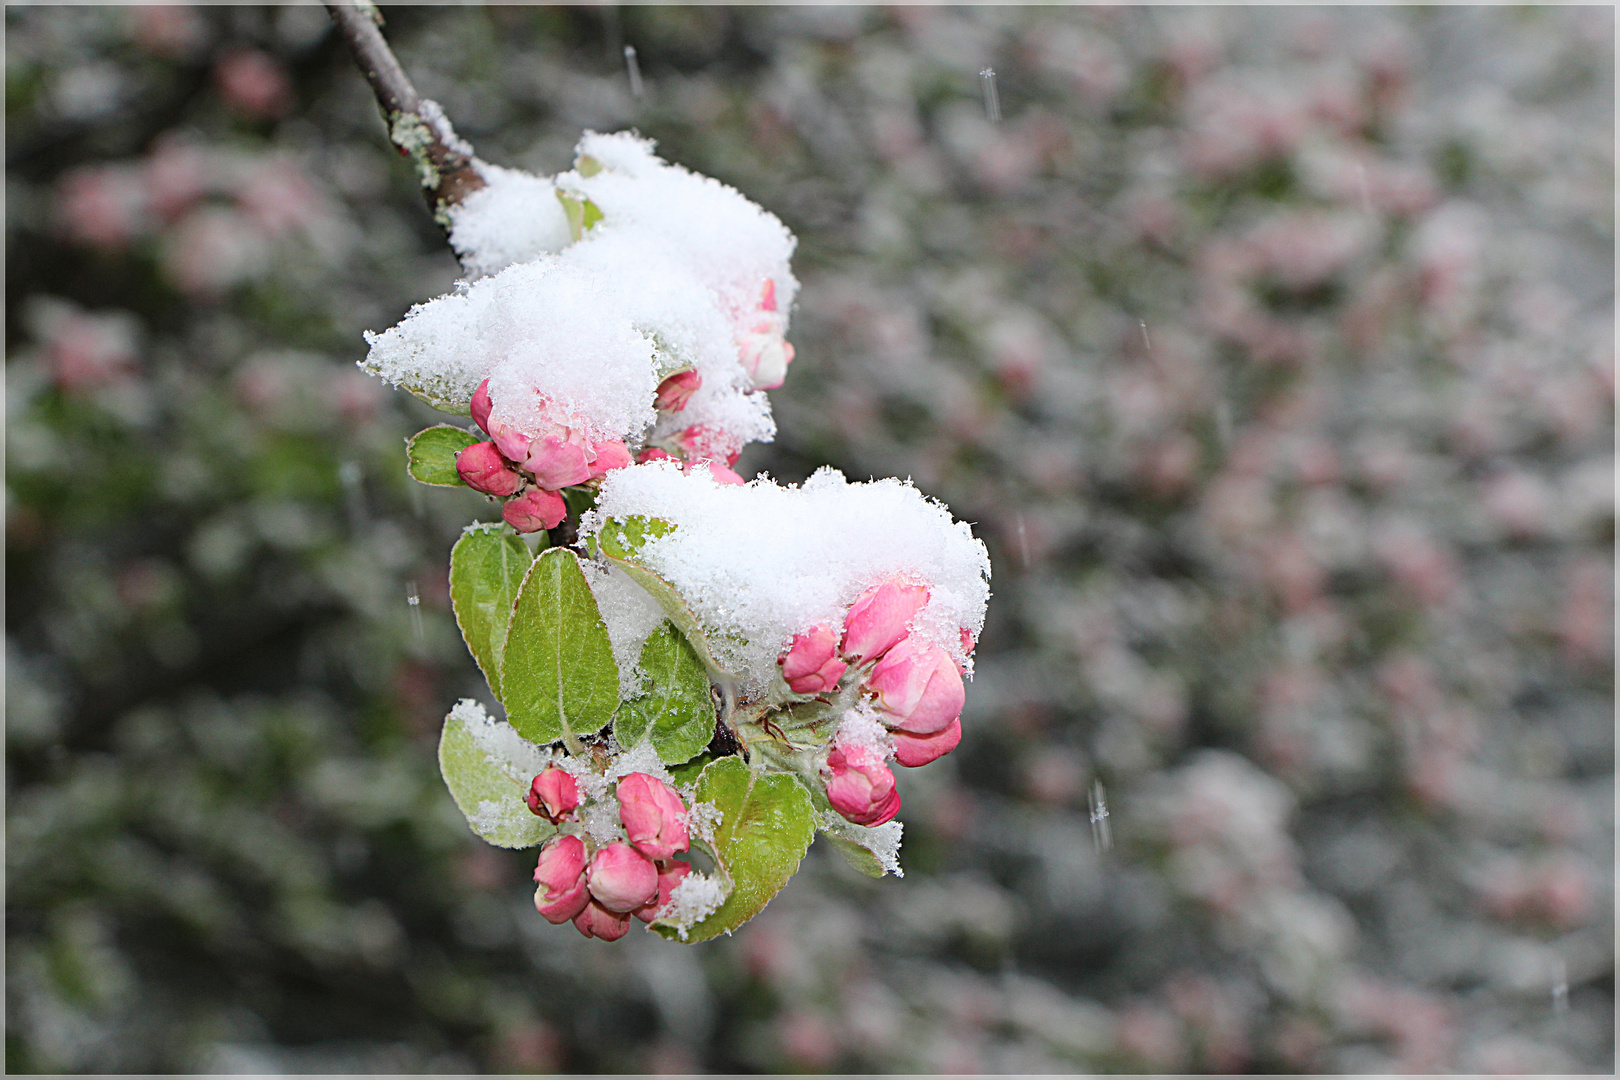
top-left (362, 132), bottom-right (790, 457)
top-left (450, 697), bottom-right (550, 783)
top-left (561, 131), bottom-right (799, 324)
top-left (447, 162), bottom-right (571, 277)
top-left (584, 463), bottom-right (992, 693)
top-left (583, 563), bottom-right (670, 698)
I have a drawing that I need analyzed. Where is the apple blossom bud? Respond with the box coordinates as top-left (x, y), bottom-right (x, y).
top-left (586, 841), bottom-right (659, 913)
top-left (868, 636), bottom-right (966, 735)
top-left (502, 486), bottom-right (567, 533)
top-left (470, 377), bottom-right (493, 434)
top-left (738, 332), bottom-right (794, 391)
top-left (487, 420), bottom-right (532, 466)
top-left (841, 581), bottom-right (929, 664)
top-left (573, 898), bottom-right (631, 941)
top-left (891, 717), bottom-right (962, 767)
top-left (532, 835), bottom-right (590, 924)
top-left (779, 625), bottom-right (848, 694)
top-left (456, 440), bottom-right (525, 496)
top-left (638, 447), bottom-right (677, 464)
top-left (634, 860), bottom-right (692, 923)
top-left (655, 370), bottom-right (702, 412)
top-left (824, 741), bottom-right (901, 826)
top-left (588, 440), bottom-right (633, 479)
top-left (523, 434), bottom-right (593, 490)
top-left (617, 772), bottom-right (690, 861)
top-left (674, 424), bottom-right (742, 467)
top-left (526, 766), bottom-right (579, 822)
top-left (736, 279), bottom-right (794, 389)
top-left (692, 459), bottom-right (746, 486)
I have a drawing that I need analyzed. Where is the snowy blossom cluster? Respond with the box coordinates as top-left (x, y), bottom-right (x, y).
top-left (364, 131), bottom-right (797, 514)
top-left (528, 768), bottom-right (699, 941)
top-left (372, 128), bottom-right (988, 942)
top-left (586, 462), bottom-right (989, 830)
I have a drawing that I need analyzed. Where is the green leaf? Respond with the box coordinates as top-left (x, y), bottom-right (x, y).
top-left (614, 622), bottom-right (714, 766)
top-left (502, 548), bottom-right (620, 746)
top-left (449, 525), bottom-right (535, 701)
top-left (655, 756), bottom-right (814, 943)
top-left (821, 832), bottom-right (888, 878)
top-left (407, 425), bottom-right (479, 486)
top-left (438, 702), bottom-right (555, 849)
top-left (556, 191), bottom-right (604, 242)
top-left (594, 514), bottom-right (676, 560)
top-left (668, 751), bottom-right (716, 788)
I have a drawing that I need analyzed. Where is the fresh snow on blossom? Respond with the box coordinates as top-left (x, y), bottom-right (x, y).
top-left (446, 161), bottom-right (571, 277)
top-left (450, 698), bottom-right (550, 783)
top-left (584, 462), bottom-right (991, 693)
top-left (366, 131), bottom-right (791, 466)
top-left (559, 131), bottom-right (798, 324)
top-left (582, 563), bottom-right (670, 697)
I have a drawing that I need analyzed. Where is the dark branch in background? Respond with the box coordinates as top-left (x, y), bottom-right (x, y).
top-left (324, 1), bottom-right (485, 228)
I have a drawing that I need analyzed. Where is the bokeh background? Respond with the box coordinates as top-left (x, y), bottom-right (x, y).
top-left (6, 4), bottom-right (1614, 1073)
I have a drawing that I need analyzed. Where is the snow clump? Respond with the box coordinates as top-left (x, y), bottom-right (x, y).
top-left (583, 461), bottom-right (991, 693)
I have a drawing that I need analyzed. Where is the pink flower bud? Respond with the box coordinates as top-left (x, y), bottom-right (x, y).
top-left (532, 835), bottom-right (590, 924)
top-left (634, 860), bottom-right (692, 923)
top-left (526, 766), bottom-right (580, 823)
top-left (674, 424), bottom-right (742, 467)
top-left (586, 841), bottom-right (659, 913)
top-left (470, 378), bottom-right (493, 435)
top-left (617, 773), bottom-right (690, 862)
top-left (573, 897), bottom-right (632, 941)
top-left (487, 420), bottom-right (532, 466)
top-left (655, 370), bottom-right (702, 412)
top-left (588, 440), bottom-right (633, 479)
top-left (779, 625), bottom-right (848, 694)
top-left (502, 486), bottom-right (567, 533)
top-left (824, 741), bottom-right (901, 826)
top-left (523, 434), bottom-right (593, 490)
top-left (691, 459), bottom-right (746, 486)
top-left (960, 628), bottom-right (977, 656)
top-left (868, 635), bottom-right (966, 735)
top-left (638, 447), bottom-right (677, 464)
top-left (841, 581), bottom-right (929, 664)
top-left (760, 278), bottom-right (779, 313)
top-left (456, 440), bottom-right (525, 496)
top-left (891, 717), bottom-right (962, 767)
top-left (738, 332), bottom-right (794, 390)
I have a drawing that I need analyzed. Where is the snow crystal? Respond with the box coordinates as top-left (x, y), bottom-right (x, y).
top-left (583, 463), bottom-right (992, 693)
top-left (447, 162), bottom-right (570, 277)
top-left (817, 810), bottom-right (904, 878)
top-left (419, 98), bottom-right (475, 158)
top-left (583, 563), bottom-right (669, 698)
top-left (606, 740), bottom-right (676, 787)
top-left (659, 870), bottom-right (728, 939)
top-left (833, 705), bottom-right (897, 758)
top-left (450, 698), bottom-right (550, 783)
top-left (685, 799), bottom-right (723, 845)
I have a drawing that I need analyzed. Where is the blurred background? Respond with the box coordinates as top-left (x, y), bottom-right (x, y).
top-left (5, 4), bottom-right (1614, 1073)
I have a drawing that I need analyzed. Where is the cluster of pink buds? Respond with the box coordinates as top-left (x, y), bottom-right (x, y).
top-left (637, 423), bottom-right (747, 486)
top-left (527, 767), bottom-right (692, 941)
top-left (454, 378), bottom-right (633, 532)
top-left (779, 580), bottom-right (974, 827)
top-left (735, 279), bottom-right (795, 391)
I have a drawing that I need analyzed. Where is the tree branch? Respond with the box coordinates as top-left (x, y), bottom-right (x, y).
top-left (324, 1), bottom-right (485, 227)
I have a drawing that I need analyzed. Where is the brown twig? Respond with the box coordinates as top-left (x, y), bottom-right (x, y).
top-left (324, 1), bottom-right (485, 226)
